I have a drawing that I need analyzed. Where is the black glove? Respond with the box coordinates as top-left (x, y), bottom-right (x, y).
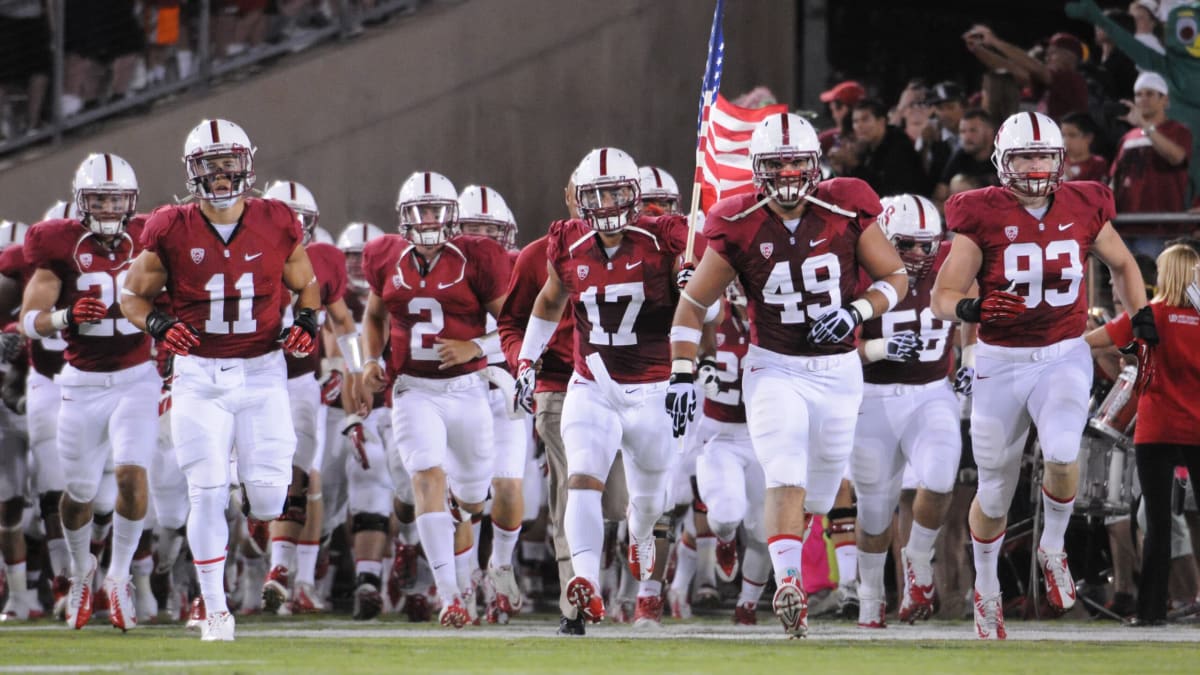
top-left (282, 307), bottom-right (320, 355)
top-left (665, 369), bottom-right (697, 438)
top-left (1130, 305), bottom-right (1158, 346)
top-left (146, 310), bottom-right (201, 356)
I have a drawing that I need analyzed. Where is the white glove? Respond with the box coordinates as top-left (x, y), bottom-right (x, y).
top-left (697, 357), bottom-right (720, 397)
top-left (808, 306), bottom-right (862, 345)
top-left (884, 331), bottom-right (922, 362)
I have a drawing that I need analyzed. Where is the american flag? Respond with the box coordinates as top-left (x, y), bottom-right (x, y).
top-left (692, 0), bottom-right (788, 216)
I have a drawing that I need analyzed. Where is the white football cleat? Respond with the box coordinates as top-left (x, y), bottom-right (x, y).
top-left (1037, 547), bottom-right (1077, 612)
top-left (200, 610), bottom-right (236, 642)
top-left (104, 575), bottom-right (138, 632)
top-left (772, 576), bottom-right (808, 638)
top-left (65, 554), bottom-right (98, 630)
top-left (974, 590), bottom-right (1006, 640)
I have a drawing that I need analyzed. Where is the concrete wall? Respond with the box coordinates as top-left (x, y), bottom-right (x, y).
top-left (0, 0), bottom-right (796, 246)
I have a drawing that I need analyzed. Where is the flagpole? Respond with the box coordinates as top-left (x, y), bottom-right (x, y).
top-left (686, 0), bottom-right (724, 264)
top-left (685, 88), bottom-right (713, 264)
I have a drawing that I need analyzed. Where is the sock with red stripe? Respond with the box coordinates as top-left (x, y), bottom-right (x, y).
top-left (1040, 489), bottom-right (1074, 552)
top-left (971, 530), bottom-right (1005, 597)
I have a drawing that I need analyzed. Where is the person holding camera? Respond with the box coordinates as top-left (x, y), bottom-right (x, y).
top-left (1085, 243), bottom-right (1200, 625)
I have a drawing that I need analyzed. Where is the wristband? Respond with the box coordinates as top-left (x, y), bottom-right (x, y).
top-left (50, 309), bottom-right (70, 331)
top-left (869, 279), bottom-right (900, 312)
top-left (472, 332), bottom-right (501, 359)
top-left (955, 298), bottom-right (982, 323)
top-left (671, 358), bottom-right (694, 376)
top-left (863, 338), bottom-right (888, 363)
top-left (849, 298), bottom-right (874, 323)
top-left (336, 333), bottom-right (365, 373)
top-left (518, 315), bottom-right (559, 363)
top-left (669, 325), bottom-right (702, 345)
top-left (22, 310), bottom-right (43, 338)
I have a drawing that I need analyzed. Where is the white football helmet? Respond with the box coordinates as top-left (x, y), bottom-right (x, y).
top-left (72, 153), bottom-right (139, 237)
top-left (573, 148), bottom-right (640, 233)
top-left (878, 194), bottom-right (943, 279)
top-left (337, 222), bottom-right (385, 290)
top-left (396, 171), bottom-right (457, 246)
top-left (992, 111), bottom-right (1064, 197)
top-left (182, 119), bottom-right (256, 208)
top-left (749, 112), bottom-right (822, 207)
top-left (43, 200), bottom-right (79, 222)
top-left (638, 166), bottom-right (681, 214)
top-left (457, 185), bottom-right (517, 249)
top-left (263, 179), bottom-right (320, 243)
top-left (0, 220), bottom-right (29, 249)
top-left (312, 227), bottom-right (334, 245)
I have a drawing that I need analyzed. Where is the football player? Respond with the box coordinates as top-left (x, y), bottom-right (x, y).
top-left (19, 153), bottom-right (160, 632)
top-left (932, 111), bottom-right (1147, 639)
top-left (256, 179), bottom-right (357, 615)
top-left (357, 171), bottom-right (512, 628)
top-left (513, 147), bottom-right (701, 627)
top-left (668, 113), bottom-right (908, 637)
top-left (120, 119), bottom-right (334, 642)
top-left (849, 194), bottom-right (961, 628)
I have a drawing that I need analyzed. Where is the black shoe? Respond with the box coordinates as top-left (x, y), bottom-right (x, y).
top-left (353, 572), bottom-right (383, 621)
top-left (557, 614), bottom-right (586, 636)
top-left (1126, 616), bottom-right (1167, 627)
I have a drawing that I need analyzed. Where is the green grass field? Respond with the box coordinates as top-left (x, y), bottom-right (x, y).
top-left (2, 614), bottom-right (1198, 674)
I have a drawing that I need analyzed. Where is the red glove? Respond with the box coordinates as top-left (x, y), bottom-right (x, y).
top-left (319, 369), bottom-right (343, 406)
top-left (68, 297), bottom-right (109, 324)
top-left (282, 308), bottom-right (319, 356)
top-left (979, 289), bottom-right (1026, 324)
top-left (146, 310), bottom-right (201, 356)
top-left (341, 414), bottom-right (369, 469)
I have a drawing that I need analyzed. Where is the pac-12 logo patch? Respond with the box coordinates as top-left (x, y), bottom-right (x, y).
top-left (1004, 226), bottom-right (1018, 242)
top-left (759, 243), bottom-right (774, 259)
top-left (191, 248), bottom-right (206, 264)
top-left (577, 264), bottom-right (589, 280)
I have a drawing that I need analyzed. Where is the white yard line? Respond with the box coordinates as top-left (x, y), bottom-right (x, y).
top-left (0, 661), bottom-right (263, 673)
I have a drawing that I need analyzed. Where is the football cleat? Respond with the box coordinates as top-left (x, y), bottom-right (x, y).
top-left (627, 533), bottom-right (656, 582)
top-left (836, 582), bottom-right (860, 620)
top-left (200, 610), bottom-right (235, 642)
top-left (65, 554), bottom-right (98, 630)
top-left (974, 590), bottom-right (1006, 640)
top-left (186, 597), bottom-right (205, 631)
top-left (715, 537), bottom-right (740, 583)
top-left (633, 594), bottom-right (664, 628)
top-left (134, 574), bottom-right (158, 624)
top-left (261, 565), bottom-right (290, 614)
top-left (615, 598), bottom-right (636, 624)
top-left (667, 586), bottom-right (692, 619)
top-left (352, 573), bottom-right (383, 621)
top-left (733, 601), bottom-right (757, 625)
top-left (772, 576), bottom-right (808, 638)
top-left (693, 583), bottom-right (721, 608)
top-left (898, 547), bottom-right (936, 624)
top-left (565, 576), bottom-right (606, 624)
top-left (404, 591), bottom-right (432, 623)
top-left (52, 574), bottom-right (71, 619)
top-left (245, 518), bottom-right (270, 557)
top-left (857, 590), bottom-right (887, 629)
top-left (1, 588), bottom-right (36, 621)
top-left (387, 542), bottom-right (419, 607)
top-left (291, 582), bottom-right (325, 614)
top-left (439, 596), bottom-right (470, 629)
top-left (1037, 547), bottom-right (1077, 612)
top-left (557, 613), bottom-right (586, 636)
top-left (487, 564), bottom-right (523, 618)
top-left (104, 576), bottom-right (137, 632)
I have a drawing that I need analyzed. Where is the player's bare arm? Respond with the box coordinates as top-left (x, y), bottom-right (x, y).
top-left (284, 243), bottom-right (321, 311)
top-left (931, 235), bottom-right (983, 321)
top-left (1091, 222), bottom-right (1147, 314)
top-left (669, 248), bottom-right (736, 363)
top-left (324, 296), bottom-right (366, 413)
top-left (120, 250), bottom-right (169, 330)
top-left (18, 268), bottom-right (67, 338)
top-left (361, 290), bottom-right (389, 393)
top-left (435, 296), bottom-right (506, 370)
top-left (855, 221), bottom-right (909, 314)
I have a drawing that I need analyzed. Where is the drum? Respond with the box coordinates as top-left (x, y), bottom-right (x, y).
top-left (1088, 365), bottom-right (1139, 442)
top-left (1074, 432), bottom-right (1137, 516)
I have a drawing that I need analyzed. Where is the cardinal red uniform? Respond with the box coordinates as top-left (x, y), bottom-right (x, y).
top-left (25, 218), bottom-right (159, 502)
top-left (140, 198), bottom-right (303, 491)
top-left (944, 181), bottom-right (1108, 516)
top-left (362, 234), bottom-right (510, 504)
top-left (0, 244), bottom-right (67, 498)
top-left (703, 177), bottom-right (880, 512)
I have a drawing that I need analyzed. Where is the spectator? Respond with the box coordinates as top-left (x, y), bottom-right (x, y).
top-left (848, 98), bottom-right (929, 196)
top-left (143, 1), bottom-right (194, 85)
top-left (61, 0), bottom-right (146, 115)
top-left (212, 0), bottom-right (269, 58)
top-left (818, 79), bottom-right (865, 175)
top-left (1129, 0), bottom-right (1166, 55)
top-left (1061, 112), bottom-right (1111, 182)
top-left (979, 70), bottom-right (1021, 127)
top-left (947, 172), bottom-right (988, 199)
top-left (0, 0), bottom-right (49, 136)
top-left (928, 81), bottom-right (966, 153)
top-left (933, 108), bottom-right (998, 205)
top-left (963, 25), bottom-right (1089, 121)
top-left (1110, 71), bottom-right (1192, 245)
top-left (1096, 9), bottom-right (1140, 100)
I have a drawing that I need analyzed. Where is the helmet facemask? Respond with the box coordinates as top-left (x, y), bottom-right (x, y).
top-left (577, 181), bottom-right (639, 233)
top-left (753, 153), bottom-right (821, 209)
top-left (458, 219), bottom-right (515, 249)
top-left (295, 209), bottom-right (319, 244)
top-left (996, 148), bottom-right (1064, 198)
top-left (344, 250), bottom-right (368, 291)
top-left (891, 234), bottom-right (941, 280)
top-left (399, 201), bottom-right (456, 247)
top-left (77, 189), bottom-right (137, 237)
top-left (185, 149), bottom-right (255, 209)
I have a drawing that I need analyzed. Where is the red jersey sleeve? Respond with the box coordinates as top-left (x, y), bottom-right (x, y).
top-left (23, 221), bottom-right (70, 279)
top-left (825, 177), bottom-right (883, 235)
top-left (498, 238), bottom-right (547, 369)
top-left (463, 236), bottom-right (512, 304)
top-left (361, 237), bottom-right (392, 297)
top-left (307, 242), bottom-right (349, 307)
top-left (944, 190), bottom-right (981, 246)
top-left (702, 196), bottom-right (754, 268)
top-left (1104, 312), bottom-right (1134, 347)
top-left (1064, 181), bottom-right (1117, 238)
top-left (0, 244), bottom-right (24, 281)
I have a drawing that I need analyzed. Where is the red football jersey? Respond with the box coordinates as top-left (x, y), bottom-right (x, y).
top-left (704, 178), bottom-right (882, 357)
top-left (25, 218), bottom-right (151, 372)
top-left (946, 182), bottom-right (1112, 348)
top-left (546, 214), bottom-right (696, 385)
top-left (702, 303), bottom-right (749, 424)
top-left (498, 235), bottom-right (575, 393)
top-left (363, 234), bottom-right (510, 380)
top-left (141, 199), bottom-right (303, 359)
top-left (285, 241), bottom-right (349, 379)
top-left (860, 248), bottom-right (955, 385)
top-left (0, 243), bottom-right (67, 378)
top-left (1105, 304), bottom-right (1200, 446)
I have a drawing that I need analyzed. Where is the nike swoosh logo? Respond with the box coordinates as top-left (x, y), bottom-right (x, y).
top-left (809, 238), bottom-right (826, 247)
top-left (438, 281), bottom-right (456, 289)
top-left (749, 366), bottom-right (763, 373)
top-left (625, 261), bottom-right (642, 270)
top-left (1058, 223), bottom-right (1074, 231)
top-left (245, 252), bottom-right (263, 261)
top-left (976, 374), bottom-right (990, 380)
top-left (625, 388), bottom-right (637, 394)
top-left (220, 365), bottom-right (236, 372)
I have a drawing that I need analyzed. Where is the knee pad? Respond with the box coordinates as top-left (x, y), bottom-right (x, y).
top-left (856, 496), bottom-right (893, 537)
top-left (243, 482), bottom-right (288, 522)
top-left (448, 479), bottom-right (490, 508)
top-left (707, 517), bottom-right (738, 542)
top-left (351, 512), bottom-right (389, 534)
top-left (65, 476), bottom-right (101, 506)
top-left (92, 510), bottom-right (113, 526)
top-left (279, 494), bottom-right (308, 524)
top-left (629, 493), bottom-right (665, 520)
top-left (39, 491), bottom-right (62, 519)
